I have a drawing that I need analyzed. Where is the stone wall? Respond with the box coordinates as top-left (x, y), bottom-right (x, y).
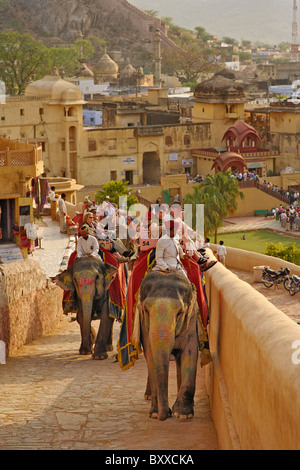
top-left (204, 249), bottom-right (300, 449)
top-left (0, 260), bottom-right (63, 357)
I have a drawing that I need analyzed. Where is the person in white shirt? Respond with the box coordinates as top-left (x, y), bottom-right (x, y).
top-left (152, 220), bottom-right (187, 277)
top-left (77, 226), bottom-right (100, 258)
top-left (58, 193), bottom-right (67, 233)
top-left (49, 186), bottom-right (58, 221)
top-left (49, 186), bottom-right (57, 202)
top-left (202, 237), bottom-right (210, 248)
top-left (217, 240), bottom-right (227, 266)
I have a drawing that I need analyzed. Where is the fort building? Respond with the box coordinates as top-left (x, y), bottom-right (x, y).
top-left (0, 136), bottom-right (43, 260)
top-left (0, 69), bottom-right (300, 199)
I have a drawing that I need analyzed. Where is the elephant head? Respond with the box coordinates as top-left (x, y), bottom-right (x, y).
top-left (53, 256), bottom-right (117, 357)
top-left (138, 271), bottom-right (199, 421)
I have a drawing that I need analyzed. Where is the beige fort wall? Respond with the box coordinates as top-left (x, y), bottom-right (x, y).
top-left (0, 260), bottom-right (63, 357)
top-left (204, 248), bottom-right (300, 450)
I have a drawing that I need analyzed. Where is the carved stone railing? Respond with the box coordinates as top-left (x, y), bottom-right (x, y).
top-left (0, 136), bottom-right (43, 167)
top-left (0, 148), bottom-right (43, 167)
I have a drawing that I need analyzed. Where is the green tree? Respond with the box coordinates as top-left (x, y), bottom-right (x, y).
top-left (162, 43), bottom-right (220, 83)
top-left (184, 171), bottom-right (244, 242)
top-left (49, 38), bottom-right (94, 77)
top-left (194, 26), bottom-right (212, 43)
top-left (88, 35), bottom-right (107, 62)
top-left (0, 32), bottom-right (51, 94)
top-left (144, 10), bottom-right (159, 17)
top-left (72, 38), bottom-right (94, 61)
top-left (95, 180), bottom-right (138, 208)
top-left (222, 36), bottom-right (237, 45)
top-left (48, 47), bottom-right (79, 77)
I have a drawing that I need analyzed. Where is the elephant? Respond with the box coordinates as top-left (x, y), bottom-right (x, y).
top-left (52, 256), bottom-right (117, 359)
top-left (136, 271), bottom-right (200, 421)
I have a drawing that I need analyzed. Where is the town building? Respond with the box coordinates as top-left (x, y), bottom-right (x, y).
top-left (0, 67), bottom-right (300, 199)
top-left (0, 136), bottom-right (43, 260)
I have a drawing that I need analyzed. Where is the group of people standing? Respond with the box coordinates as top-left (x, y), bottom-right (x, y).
top-left (275, 201), bottom-right (300, 232)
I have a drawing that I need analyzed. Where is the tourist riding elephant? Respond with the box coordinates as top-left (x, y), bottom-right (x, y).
top-left (52, 256), bottom-right (117, 359)
top-left (135, 271), bottom-right (200, 421)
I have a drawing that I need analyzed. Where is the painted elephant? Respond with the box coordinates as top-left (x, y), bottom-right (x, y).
top-left (52, 256), bottom-right (117, 359)
top-left (137, 271), bottom-right (199, 421)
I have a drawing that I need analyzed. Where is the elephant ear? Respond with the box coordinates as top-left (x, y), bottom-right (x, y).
top-left (51, 269), bottom-right (75, 292)
top-left (104, 263), bottom-right (118, 290)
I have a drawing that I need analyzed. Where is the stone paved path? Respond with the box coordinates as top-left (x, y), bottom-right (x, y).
top-left (0, 215), bottom-right (218, 451)
top-left (0, 318), bottom-right (218, 451)
top-left (1, 214), bottom-right (298, 451)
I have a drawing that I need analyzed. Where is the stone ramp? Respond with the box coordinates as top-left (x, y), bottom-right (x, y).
top-left (0, 318), bottom-right (218, 451)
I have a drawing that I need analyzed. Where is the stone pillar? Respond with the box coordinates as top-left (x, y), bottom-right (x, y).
top-left (154, 29), bottom-right (162, 88)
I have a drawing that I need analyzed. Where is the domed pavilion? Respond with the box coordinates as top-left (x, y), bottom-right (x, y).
top-left (211, 151), bottom-right (248, 173)
top-left (95, 53), bottom-right (119, 83)
top-left (25, 67), bottom-right (85, 105)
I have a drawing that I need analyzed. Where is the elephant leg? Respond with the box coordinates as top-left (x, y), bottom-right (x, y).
top-left (172, 332), bottom-right (198, 420)
top-left (144, 375), bottom-right (151, 400)
top-left (93, 315), bottom-right (114, 360)
top-left (141, 311), bottom-right (172, 421)
top-left (106, 321), bottom-right (114, 352)
top-left (77, 304), bottom-right (94, 355)
top-left (145, 354), bottom-right (159, 419)
top-left (90, 325), bottom-right (97, 345)
top-left (145, 346), bottom-right (171, 420)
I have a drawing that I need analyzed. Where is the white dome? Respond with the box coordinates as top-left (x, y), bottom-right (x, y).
top-left (25, 67), bottom-right (85, 104)
top-left (97, 53), bottom-right (118, 77)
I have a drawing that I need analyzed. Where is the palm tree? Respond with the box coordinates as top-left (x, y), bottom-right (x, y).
top-left (184, 171), bottom-right (244, 243)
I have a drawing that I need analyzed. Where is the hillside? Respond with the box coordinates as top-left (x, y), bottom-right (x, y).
top-left (0, 0), bottom-right (181, 65)
top-left (130, 0), bottom-right (294, 45)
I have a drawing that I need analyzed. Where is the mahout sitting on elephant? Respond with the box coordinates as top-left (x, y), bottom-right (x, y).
top-left (52, 256), bottom-right (117, 359)
top-left (134, 270), bottom-right (204, 421)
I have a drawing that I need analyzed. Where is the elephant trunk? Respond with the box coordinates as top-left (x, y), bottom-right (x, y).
top-left (147, 299), bottom-right (177, 421)
top-left (75, 276), bottom-right (96, 351)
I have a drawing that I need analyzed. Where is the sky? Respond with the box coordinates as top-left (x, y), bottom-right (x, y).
top-left (129, 0), bottom-right (294, 44)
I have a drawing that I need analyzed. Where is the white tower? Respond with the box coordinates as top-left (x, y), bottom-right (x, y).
top-left (291, 0), bottom-right (300, 61)
top-left (292, 0), bottom-right (298, 44)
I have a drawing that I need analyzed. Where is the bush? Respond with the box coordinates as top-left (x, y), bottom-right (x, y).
top-left (265, 242), bottom-right (300, 265)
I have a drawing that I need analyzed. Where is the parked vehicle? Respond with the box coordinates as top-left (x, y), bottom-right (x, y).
top-left (283, 276), bottom-right (293, 291)
top-left (262, 266), bottom-right (291, 288)
top-left (286, 274), bottom-right (300, 296)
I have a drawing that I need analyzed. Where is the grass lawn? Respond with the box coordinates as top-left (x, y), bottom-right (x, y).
top-left (215, 230), bottom-right (300, 254)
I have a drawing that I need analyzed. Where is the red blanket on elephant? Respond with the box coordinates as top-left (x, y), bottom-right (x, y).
top-left (100, 249), bottom-right (126, 319)
top-left (117, 249), bottom-right (156, 370)
top-left (117, 249), bottom-right (209, 370)
top-left (181, 256), bottom-right (208, 328)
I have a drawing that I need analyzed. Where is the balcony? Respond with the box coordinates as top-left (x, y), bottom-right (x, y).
top-left (0, 136), bottom-right (43, 177)
top-left (0, 148), bottom-right (42, 167)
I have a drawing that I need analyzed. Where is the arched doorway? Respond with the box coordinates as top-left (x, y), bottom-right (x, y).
top-left (142, 151), bottom-right (161, 185)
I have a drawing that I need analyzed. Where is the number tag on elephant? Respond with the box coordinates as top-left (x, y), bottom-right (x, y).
top-left (139, 228), bottom-right (158, 252)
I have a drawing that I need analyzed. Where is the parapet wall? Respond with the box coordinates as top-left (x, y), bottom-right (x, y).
top-left (204, 250), bottom-right (300, 449)
top-left (0, 260), bottom-right (63, 357)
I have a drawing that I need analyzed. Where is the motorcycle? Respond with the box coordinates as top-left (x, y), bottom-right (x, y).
top-left (285, 274), bottom-right (300, 296)
top-left (262, 266), bottom-right (291, 288)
